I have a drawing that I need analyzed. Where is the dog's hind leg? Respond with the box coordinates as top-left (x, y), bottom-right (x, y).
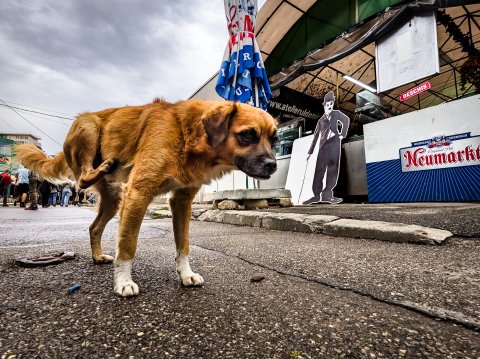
top-left (65, 114), bottom-right (118, 189)
top-left (89, 181), bottom-right (120, 264)
top-left (169, 186), bottom-right (204, 286)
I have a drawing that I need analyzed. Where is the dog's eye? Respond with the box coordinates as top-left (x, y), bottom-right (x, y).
top-left (270, 134), bottom-right (278, 148)
top-left (236, 130), bottom-right (259, 146)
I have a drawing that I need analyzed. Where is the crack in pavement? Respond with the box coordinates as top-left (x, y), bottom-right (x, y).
top-left (192, 243), bottom-right (480, 333)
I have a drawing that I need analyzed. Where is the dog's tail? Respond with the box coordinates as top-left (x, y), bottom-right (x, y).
top-left (14, 144), bottom-right (72, 180)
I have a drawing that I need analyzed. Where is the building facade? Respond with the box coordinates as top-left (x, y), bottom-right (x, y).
top-left (191, 0), bottom-right (480, 203)
top-left (0, 133), bottom-right (41, 147)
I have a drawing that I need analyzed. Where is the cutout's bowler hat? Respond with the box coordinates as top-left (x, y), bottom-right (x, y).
top-left (323, 91), bottom-right (335, 104)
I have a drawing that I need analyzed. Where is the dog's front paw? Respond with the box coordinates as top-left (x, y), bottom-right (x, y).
top-left (179, 271), bottom-right (204, 287)
top-left (114, 259), bottom-right (138, 297)
top-left (114, 279), bottom-right (139, 297)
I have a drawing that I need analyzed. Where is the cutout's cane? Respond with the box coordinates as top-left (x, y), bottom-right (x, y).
top-left (298, 157), bottom-right (309, 203)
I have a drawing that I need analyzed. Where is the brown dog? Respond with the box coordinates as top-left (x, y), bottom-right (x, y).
top-left (15, 99), bottom-right (277, 296)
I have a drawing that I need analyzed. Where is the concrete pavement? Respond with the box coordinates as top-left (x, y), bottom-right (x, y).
top-left (0, 205), bottom-right (479, 358)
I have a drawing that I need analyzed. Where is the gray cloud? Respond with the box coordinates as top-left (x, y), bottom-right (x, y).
top-left (0, 0), bottom-right (241, 154)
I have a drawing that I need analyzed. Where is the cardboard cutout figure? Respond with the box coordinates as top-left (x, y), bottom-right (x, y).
top-left (302, 91), bottom-right (350, 204)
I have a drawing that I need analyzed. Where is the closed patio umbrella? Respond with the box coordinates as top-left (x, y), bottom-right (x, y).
top-left (216, 0), bottom-right (272, 110)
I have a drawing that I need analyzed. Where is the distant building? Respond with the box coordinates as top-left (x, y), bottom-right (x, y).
top-left (0, 134), bottom-right (41, 171)
top-left (0, 133), bottom-right (41, 147)
top-left (0, 136), bottom-right (15, 172)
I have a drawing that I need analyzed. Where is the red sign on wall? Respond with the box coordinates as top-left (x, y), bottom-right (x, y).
top-left (399, 81), bottom-right (431, 102)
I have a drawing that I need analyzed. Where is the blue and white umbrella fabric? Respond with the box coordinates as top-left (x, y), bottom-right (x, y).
top-left (216, 0), bottom-right (272, 110)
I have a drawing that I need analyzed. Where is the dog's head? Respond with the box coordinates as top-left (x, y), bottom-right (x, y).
top-left (202, 102), bottom-right (278, 180)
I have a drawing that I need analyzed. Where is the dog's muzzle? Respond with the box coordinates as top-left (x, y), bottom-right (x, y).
top-left (235, 154), bottom-right (277, 180)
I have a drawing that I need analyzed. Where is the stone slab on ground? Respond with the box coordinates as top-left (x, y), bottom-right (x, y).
top-left (262, 213), bottom-right (338, 233)
top-left (323, 219), bottom-right (453, 245)
top-left (198, 210), bottom-right (269, 227)
top-left (214, 189), bottom-right (291, 201)
top-left (260, 202), bottom-right (480, 238)
top-left (302, 214), bottom-right (341, 233)
top-left (261, 213), bottom-right (312, 233)
top-left (198, 210), bottom-right (338, 234)
top-left (192, 208), bottom-right (208, 218)
top-left (197, 210), bottom-right (453, 245)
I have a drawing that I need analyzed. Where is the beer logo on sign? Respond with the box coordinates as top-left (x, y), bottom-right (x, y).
top-left (399, 132), bottom-right (480, 172)
top-left (427, 135), bottom-right (451, 149)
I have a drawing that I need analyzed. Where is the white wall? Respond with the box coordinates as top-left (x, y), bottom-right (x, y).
top-left (364, 95), bottom-right (480, 163)
top-left (189, 74), bottom-right (222, 101)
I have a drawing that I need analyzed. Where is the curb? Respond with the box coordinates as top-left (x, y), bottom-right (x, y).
top-left (196, 210), bottom-right (453, 245)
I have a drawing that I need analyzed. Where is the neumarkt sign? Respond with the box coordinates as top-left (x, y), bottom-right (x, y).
top-left (267, 87), bottom-right (322, 121)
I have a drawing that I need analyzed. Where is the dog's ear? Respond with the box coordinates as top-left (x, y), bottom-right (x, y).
top-left (202, 102), bottom-right (238, 147)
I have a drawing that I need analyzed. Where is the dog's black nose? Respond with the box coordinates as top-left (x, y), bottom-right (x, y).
top-left (263, 158), bottom-right (277, 173)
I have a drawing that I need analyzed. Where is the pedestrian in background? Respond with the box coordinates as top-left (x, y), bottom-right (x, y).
top-left (0, 170), bottom-right (13, 207)
top-left (25, 171), bottom-right (40, 210)
top-left (87, 191), bottom-right (96, 204)
top-left (77, 188), bottom-right (85, 206)
top-left (49, 183), bottom-right (59, 207)
top-left (60, 184), bottom-right (66, 205)
top-left (14, 165), bottom-right (30, 207)
top-left (39, 179), bottom-right (51, 208)
top-left (61, 183), bottom-right (72, 207)
top-left (70, 185), bottom-right (77, 206)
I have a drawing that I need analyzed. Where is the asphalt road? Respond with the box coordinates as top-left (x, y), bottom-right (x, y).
top-left (0, 206), bottom-right (479, 358)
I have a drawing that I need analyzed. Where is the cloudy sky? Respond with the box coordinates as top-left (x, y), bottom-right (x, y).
top-left (0, 0), bottom-right (265, 155)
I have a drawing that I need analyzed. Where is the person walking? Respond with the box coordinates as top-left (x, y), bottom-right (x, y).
top-left (14, 165), bottom-right (30, 207)
top-left (49, 183), bottom-right (59, 207)
top-left (25, 171), bottom-right (40, 210)
top-left (77, 188), bottom-right (85, 206)
top-left (87, 191), bottom-right (96, 204)
top-left (0, 171), bottom-right (13, 207)
top-left (39, 180), bottom-right (51, 208)
top-left (60, 184), bottom-right (65, 205)
top-left (61, 183), bottom-right (72, 207)
top-left (70, 185), bottom-right (77, 206)
top-left (303, 91), bottom-right (350, 205)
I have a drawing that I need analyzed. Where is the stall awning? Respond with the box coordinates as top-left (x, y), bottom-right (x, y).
top-left (262, 0), bottom-right (480, 119)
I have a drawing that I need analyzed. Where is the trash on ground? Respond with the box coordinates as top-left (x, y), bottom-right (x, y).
top-left (67, 284), bottom-right (81, 294)
top-left (15, 251), bottom-right (76, 268)
top-left (250, 275), bottom-right (266, 283)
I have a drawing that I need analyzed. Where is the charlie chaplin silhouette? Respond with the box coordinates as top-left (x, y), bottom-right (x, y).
top-left (303, 91), bottom-right (350, 204)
